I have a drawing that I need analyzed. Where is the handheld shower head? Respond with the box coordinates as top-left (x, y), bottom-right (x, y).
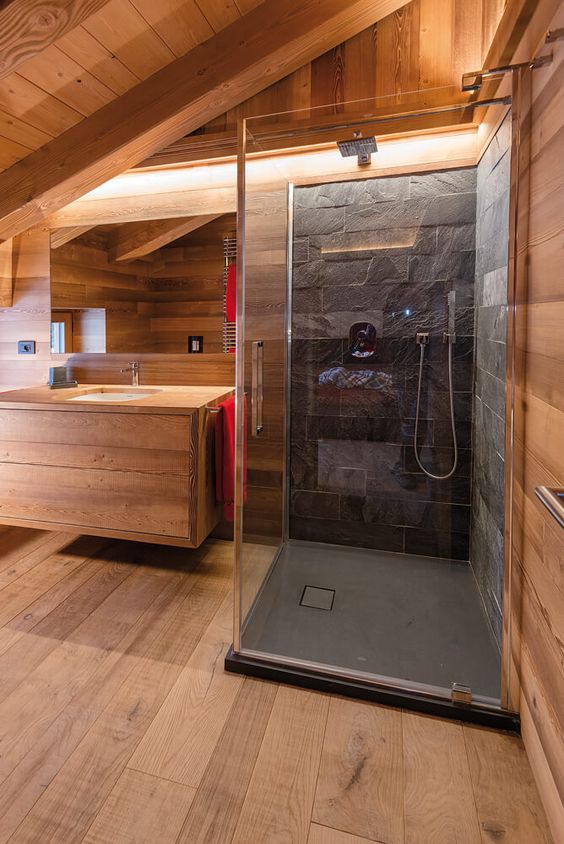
top-left (445, 290), bottom-right (456, 344)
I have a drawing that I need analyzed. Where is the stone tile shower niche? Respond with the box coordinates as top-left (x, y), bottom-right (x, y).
top-left (290, 168), bottom-right (478, 561)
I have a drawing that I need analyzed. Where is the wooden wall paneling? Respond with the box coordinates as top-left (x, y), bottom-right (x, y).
top-left (0, 227), bottom-right (51, 392)
top-left (64, 353), bottom-right (235, 387)
top-left (509, 4), bottom-right (564, 837)
top-left (0, 239), bottom-right (13, 307)
top-left (375, 2), bottom-right (420, 102)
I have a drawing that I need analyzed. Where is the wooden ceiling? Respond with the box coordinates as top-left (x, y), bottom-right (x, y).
top-left (0, 0), bottom-right (264, 173)
top-left (0, 0), bottom-right (506, 176)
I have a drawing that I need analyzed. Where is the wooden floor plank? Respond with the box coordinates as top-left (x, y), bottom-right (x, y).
top-left (0, 541), bottom-right (126, 705)
top-left (0, 528), bottom-right (59, 575)
top-left (0, 560), bottom-right (201, 844)
top-left (8, 546), bottom-right (231, 844)
top-left (129, 593), bottom-right (243, 788)
top-left (402, 711), bottom-right (481, 843)
top-left (308, 824), bottom-right (377, 844)
top-left (0, 531), bottom-right (79, 589)
top-left (463, 725), bottom-right (552, 843)
top-left (313, 698), bottom-right (404, 844)
top-left (0, 535), bottom-right (552, 844)
top-left (82, 769), bottom-right (196, 844)
top-left (0, 562), bottom-right (169, 786)
top-left (231, 685), bottom-right (329, 844)
top-left (176, 677), bottom-right (278, 844)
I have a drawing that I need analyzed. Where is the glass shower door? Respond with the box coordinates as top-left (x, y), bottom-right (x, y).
top-left (234, 121), bottom-right (290, 647)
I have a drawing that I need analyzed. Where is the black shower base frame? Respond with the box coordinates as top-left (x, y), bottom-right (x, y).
top-left (225, 646), bottom-right (520, 733)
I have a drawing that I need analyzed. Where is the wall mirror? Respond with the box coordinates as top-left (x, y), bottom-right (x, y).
top-left (49, 214), bottom-right (236, 355)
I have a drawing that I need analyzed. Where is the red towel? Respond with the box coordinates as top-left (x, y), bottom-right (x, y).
top-left (214, 395), bottom-right (246, 521)
top-left (226, 264), bottom-right (237, 324)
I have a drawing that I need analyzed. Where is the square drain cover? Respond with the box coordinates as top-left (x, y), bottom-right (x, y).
top-left (300, 585), bottom-right (335, 611)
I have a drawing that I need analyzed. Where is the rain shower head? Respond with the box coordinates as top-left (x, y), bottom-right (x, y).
top-left (337, 135), bottom-right (377, 165)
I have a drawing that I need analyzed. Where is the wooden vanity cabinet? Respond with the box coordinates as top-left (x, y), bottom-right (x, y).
top-left (0, 405), bottom-right (222, 547)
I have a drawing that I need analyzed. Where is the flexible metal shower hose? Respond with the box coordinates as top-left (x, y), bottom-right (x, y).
top-left (413, 340), bottom-right (458, 480)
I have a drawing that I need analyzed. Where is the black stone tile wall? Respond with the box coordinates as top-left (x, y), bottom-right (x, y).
top-left (290, 168), bottom-right (477, 559)
top-left (470, 114), bottom-right (511, 648)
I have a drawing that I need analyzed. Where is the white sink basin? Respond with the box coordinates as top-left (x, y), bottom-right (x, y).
top-left (67, 388), bottom-right (162, 403)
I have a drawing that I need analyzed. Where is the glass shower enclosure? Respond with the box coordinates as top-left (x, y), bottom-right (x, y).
top-left (226, 83), bottom-right (522, 728)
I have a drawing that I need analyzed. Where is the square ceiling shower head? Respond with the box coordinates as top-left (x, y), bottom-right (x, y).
top-left (337, 136), bottom-right (377, 165)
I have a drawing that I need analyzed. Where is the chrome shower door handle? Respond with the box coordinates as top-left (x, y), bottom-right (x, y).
top-left (251, 340), bottom-right (264, 437)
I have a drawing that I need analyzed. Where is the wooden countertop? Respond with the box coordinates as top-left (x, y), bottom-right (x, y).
top-left (0, 384), bottom-right (234, 415)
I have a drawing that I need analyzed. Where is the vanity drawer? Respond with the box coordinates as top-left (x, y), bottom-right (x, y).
top-left (0, 409), bottom-right (191, 451)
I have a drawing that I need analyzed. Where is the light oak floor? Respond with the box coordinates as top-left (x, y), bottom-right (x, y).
top-left (0, 529), bottom-right (552, 844)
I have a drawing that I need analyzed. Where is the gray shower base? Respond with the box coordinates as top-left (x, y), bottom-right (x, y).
top-left (242, 541), bottom-right (501, 701)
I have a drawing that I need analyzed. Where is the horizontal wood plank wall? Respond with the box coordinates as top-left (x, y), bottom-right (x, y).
top-left (0, 228), bottom-right (51, 392)
top-left (148, 215), bottom-right (236, 354)
top-left (200, 0), bottom-right (486, 135)
top-left (52, 217), bottom-right (233, 356)
top-left (513, 10), bottom-right (564, 839)
top-left (51, 236), bottom-right (154, 353)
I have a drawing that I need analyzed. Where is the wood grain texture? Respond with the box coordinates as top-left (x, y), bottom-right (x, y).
top-left (507, 3), bottom-right (564, 838)
top-left (110, 215), bottom-right (222, 262)
top-left (129, 594), bottom-right (242, 786)
top-left (0, 238), bottom-right (12, 307)
top-left (402, 712), bottom-right (481, 843)
top-left (313, 698), bottom-right (404, 844)
top-left (0, 0), bottom-right (408, 240)
top-left (0, 535), bottom-right (552, 842)
top-left (51, 225), bottom-right (94, 249)
top-left (176, 677), bottom-right (278, 844)
top-left (232, 686), bottom-right (329, 844)
top-left (464, 725), bottom-right (552, 843)
top-left (0, 0), bottom-right (111, 79)
top-left (308, 826), bottom-right (375, 844)
top-left (0, 388), bottom-right (231, 544)
top-left (82, 768), bottom-right (196, 844)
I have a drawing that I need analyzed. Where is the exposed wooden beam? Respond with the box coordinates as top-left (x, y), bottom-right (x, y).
top-left (482, 0), bottom-right (560, 69)
top-left (0, 0), bottom-right (111, 79)
top-left (50, 225), bottom-right (93, 249)
top-left (48, 125), bottom-right (479, 227)
top-left (110, 215), bottom-right (222, 262)
top-left (0, 239), bottom-right (13, 307)
top-left (0, 0), bottom-right (407, 243)
top-left (135, 94), bottom-right (475, 168)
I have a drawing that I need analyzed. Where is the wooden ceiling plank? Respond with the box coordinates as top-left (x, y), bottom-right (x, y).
top-left (0, 136), bottom-right (34, 170)
top-left (0, 0), bottom-right (411, 242)
top-left (50, 225), bottom-right (94, 248)
top-left (55, 26), bottom-right (141, 95)
top-left (194, 0), bottom-right (241, 33)
top-left (82, 0), bottom-right (176, 79)
top-left (0, 107), bottom-right (54, 147)
top-left (0, 239), bottom-right (13, 307)
top-left (0, 73), bottom-right (82, 136)
top-left (110, 215), bottom-right (222, 261)
top-left (17, 44), bottom-right (118, 117)
top-left (130, 0), bottom-right (214, 58)
top-left (0, 0), bottom-right (112, 79)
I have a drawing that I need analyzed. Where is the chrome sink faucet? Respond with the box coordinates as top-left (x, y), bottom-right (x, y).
top-left (120, 360), bottom-right (139, 387)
